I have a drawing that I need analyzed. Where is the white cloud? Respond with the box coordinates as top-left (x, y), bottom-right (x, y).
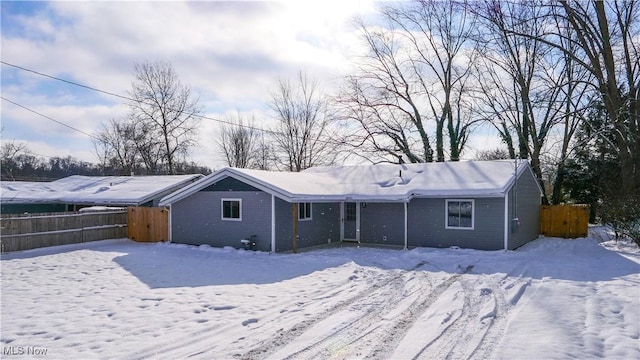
top-left (460, 131), bottom-right (505, 160)
top-left (1, 0), bottom-right (378, 170)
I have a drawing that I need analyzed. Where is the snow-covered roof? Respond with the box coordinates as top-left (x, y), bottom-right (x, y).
top-left (160, 160), bottom-right (534, 205)
top-left (1, 174), bottom-right (203, 206)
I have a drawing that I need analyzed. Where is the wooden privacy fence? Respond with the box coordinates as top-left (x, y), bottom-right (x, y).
top-left (1, 210), bottom-right (128, 253)
top-left (127, 207), bottom-right (169, 242)
top-left (540, 204), bottom-right (590, 238)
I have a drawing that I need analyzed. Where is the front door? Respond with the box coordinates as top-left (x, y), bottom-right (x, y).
top-left (343, 202), bottom-right (359, 242)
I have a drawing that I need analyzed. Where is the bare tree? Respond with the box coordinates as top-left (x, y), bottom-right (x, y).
top-left (253, 131), bottom-right (275, 170)
top-left (129, 61), bottom-right (202, 174)
top-left (339, 0), bottom-right (478, 164)
top-left (217, 112), bottom-right (261, 168)
top-left (546, 15), bottom-right (593, 204)
top-left (269, 71), bottom-right (336, 172)
top-left (471, 0), bottom-right (593, 201)
top-left (93, 118), bottom-right (141, 175)
top-left (93, 114), bottom-right (168, 175)
top-left (1, 140), bottom-right (30, 180)
top-left (388, 0), bottom-right (481, 161)
top-left (554, 0), bottom-right (640, 194)
top-left (496, 0), bottom-right (640, 194)
top-left (474, 148), bottom-right (510, 161)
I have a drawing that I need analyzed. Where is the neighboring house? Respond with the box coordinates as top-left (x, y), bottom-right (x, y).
top-left (1, 174), bottom-right (203, 214)
top-left (159, 160), bottom-right (542, 252)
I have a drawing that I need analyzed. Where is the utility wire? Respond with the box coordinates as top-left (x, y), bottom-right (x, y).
top-left (1, 61), bottom-right (279, 136)
top-left (1, 61), bottom-right (132, 103)
top-left (0, 60), bottom-right (349, 145)
top-left (1, 96), bottom-right (99, 140)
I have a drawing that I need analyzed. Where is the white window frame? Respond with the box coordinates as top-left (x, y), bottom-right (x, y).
top-left (221, 198), bottom-right (242, 221)
top-left (445, 199), bottom-right (475, 230)
top-left (298, 202), bottom-right (312, 221)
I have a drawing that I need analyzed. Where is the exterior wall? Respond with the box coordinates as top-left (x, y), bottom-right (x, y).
top-left (168, 169), bottom-right (540, 252)
top-left (203, 177), bottom-right (261, 192)
top-left (170, 190), bottom-right (273, 251)
top-left (507, 167), bottom-right (542, 249)
top-left (407, 197), bottom-right (505, 250)
top-left (1, 203), bottom-right (69, 214)
top-left (274, 198), bottom-right (340, 252)
top-left (360, 202), bottom-right (405, 246)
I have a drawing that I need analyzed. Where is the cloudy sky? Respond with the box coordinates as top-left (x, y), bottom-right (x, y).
top-left (1, 0), bottom-right (382, 170)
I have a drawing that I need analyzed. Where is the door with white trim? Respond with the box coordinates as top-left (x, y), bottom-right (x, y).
top-left (343, 202), bottom-right (359, 241)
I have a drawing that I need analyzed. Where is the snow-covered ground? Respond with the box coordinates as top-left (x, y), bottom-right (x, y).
top-left (1, 229), bottom-right (639, 359)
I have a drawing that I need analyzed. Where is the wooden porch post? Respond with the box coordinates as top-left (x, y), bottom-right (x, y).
top-left (292, 203), bottom-right (298, 254)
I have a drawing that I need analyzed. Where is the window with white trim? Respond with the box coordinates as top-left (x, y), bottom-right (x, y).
top-left (446, 199), bottom-right (474, 229)
top-left (298, 202), bottom-right (312, 221)
top-left (221, 199), bottom-right (242, 221)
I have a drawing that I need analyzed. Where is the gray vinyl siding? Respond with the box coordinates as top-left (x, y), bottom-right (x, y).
top-left (170, 190), bottom-right (273, 251)
top-left (274, 198), bottom-right (340, 252)
top-left (507, 168), bottom-right (542, 249)
top-left (360, 202), bottom-right (405, 246)
top-left (0, 203), bottom-right (68, 214)
top-left (407, 198), bottom-right (505, 250)
top-left (202, 177), bottom-right (260, 192)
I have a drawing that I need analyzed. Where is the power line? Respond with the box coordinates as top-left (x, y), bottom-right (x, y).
top-left (1, 61), bottom-right (132, 103)
top-left (0, 61), bottom-right (350, 146)
top-left (0, 60), bottom-right (275, 135)
top-left (1, 96), bottom-right (99, 140)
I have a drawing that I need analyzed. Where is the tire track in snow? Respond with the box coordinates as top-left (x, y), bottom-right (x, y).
top-left (368, 270), bottom-right (469, 359)
top-left (431, 279), bottom-right (507, 360)
top-left (127, 321), bottom-right (240, 360)
top-left (275, 271), bottom-right (416, 359)
top-left (126, 282), bottom-right (352, 360)
top-left (465, 282), bottom-right (511, 360)
top-left (128, 265), bottom-right (381, 360)
top-left (240, 261), bottom-right (429, 360)
top-left (407, 274), bottom-right (511, 360)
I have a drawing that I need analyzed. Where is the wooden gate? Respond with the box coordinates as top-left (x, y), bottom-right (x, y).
top-left (128, 207), bottom-right (169, 242)
top-left (540, 204), bottom-right (590, 238)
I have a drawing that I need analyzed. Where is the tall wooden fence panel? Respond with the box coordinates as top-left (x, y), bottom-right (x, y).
top-left (127, 207), bottom-right (169, 242)
top-left (0, 211), bottom-right (128, 253)
top-left (540, 204), bottom-right (590, 238)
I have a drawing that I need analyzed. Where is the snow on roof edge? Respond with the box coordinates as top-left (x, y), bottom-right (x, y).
top-left (160, 160), bottom-right (531, 205)
top-left (1, 174), bottom-right (205, 206)
top-left (159, 168), bottom-right (296, 206)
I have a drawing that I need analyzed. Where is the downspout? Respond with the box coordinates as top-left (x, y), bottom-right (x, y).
top-left (504, 191), bottom-right (509, 251)
top-left (271, 195), bottom-right (275, 253)
top-left (340, 202), bottom-right (345, 241)
top-left (356, 202), bottom-right (361, 243)
top-left (513, 157), bottom-right (518, 223)
top-left (292, 203), bottom-right (298, 254)
top-left (404, 202), bottom-right (408, 250)
top-left (167, 204), bottom-right (172, 243)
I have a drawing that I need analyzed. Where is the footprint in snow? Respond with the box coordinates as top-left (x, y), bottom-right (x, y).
top-left (242, 318), bottom-right (259, 326)
top-left (480, 288), bottom-right (493, 296)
